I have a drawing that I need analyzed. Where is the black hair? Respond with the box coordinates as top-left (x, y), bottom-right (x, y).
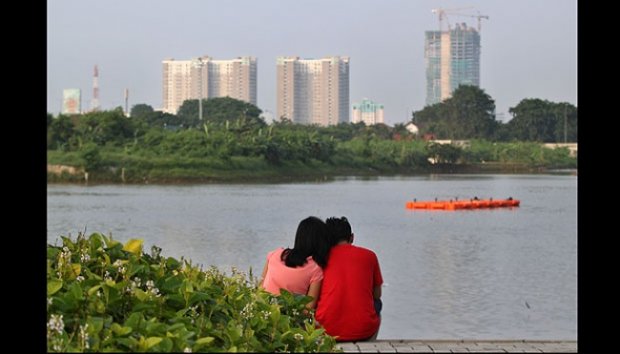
top-left (281, 216), bottom-right (331, 268)
top-left (325, 216), bottom-right (352, 246)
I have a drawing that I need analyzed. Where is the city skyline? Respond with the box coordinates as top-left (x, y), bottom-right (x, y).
top-left (47, 0), bottom-right (577, 125)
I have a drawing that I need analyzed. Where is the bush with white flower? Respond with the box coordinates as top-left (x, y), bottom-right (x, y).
top-left (47, 232), bottom-right (339, 352)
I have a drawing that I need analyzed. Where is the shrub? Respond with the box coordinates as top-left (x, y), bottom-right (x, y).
top-left (47, 233), bottom-right (339, 352)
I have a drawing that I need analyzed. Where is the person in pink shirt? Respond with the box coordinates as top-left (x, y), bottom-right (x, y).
top-left (260, 216), bottom-right (331, 309)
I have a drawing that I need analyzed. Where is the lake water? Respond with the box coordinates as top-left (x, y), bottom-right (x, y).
top-left (47, 174), bottom-right (577, 340)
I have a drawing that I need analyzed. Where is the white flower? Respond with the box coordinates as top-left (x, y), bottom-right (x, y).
top-left (240, 303), bottom-right (254, 319)
top-left (47, 314), bottom-right (64, 334)
top-left (183, 347), bottom-right (192, 353)
top-left (131, 277), bottom-right (141, 288)
top-left (113, 259), bottom-right (123, 267)
top-left (261, 310), bottom-right (271, 320)
top-left (47, 297), bottom-right (53, 306)
top-left (76, 275), bottom-right (85, 282)
top-left (79, 324), bottom-right (90, 349)
top-left (293, 333), bottom-right (304, 341)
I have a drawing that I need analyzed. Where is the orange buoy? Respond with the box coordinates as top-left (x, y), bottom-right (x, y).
top-left (406, 198), bottom-right (520, 211)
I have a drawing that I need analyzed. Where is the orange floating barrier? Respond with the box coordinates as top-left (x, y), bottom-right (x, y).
top-left (405, 199), bottom-right (520, 211)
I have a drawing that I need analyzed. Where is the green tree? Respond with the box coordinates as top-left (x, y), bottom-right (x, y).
top-left (414, 85), bottom-right (498, 140)
top-left (129, 103), bottom-right (154, 119)
top-left (177, 97), bottom-right (264, 129)
top-left (79, 143), bottom-right (102, 172)
top-left (507, 99), bottom-right (577, 142)
top-left (48, 114), bottom-right (75, 150)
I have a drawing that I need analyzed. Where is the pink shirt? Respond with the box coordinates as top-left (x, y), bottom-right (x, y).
top-left (262, 248), bottom-right (323, 295)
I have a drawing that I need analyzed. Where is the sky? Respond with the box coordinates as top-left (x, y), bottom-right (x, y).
top-left (47, 0), bottom-right (577, 125)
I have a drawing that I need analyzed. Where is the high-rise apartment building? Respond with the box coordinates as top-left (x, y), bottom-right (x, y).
top-left (276, 56), bottom-right (349, 126)
top-left (62, 89), bottom-right (81, 114)
top-left (352, 98), bottom-right (384, 125)
top-left (425, 22), bottom-right (480, 106)
top-left (162, 56), bottom-right (256, 114)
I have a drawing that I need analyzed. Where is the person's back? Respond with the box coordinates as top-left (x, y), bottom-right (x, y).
top-left (316, 217), bottom-right (383, 341)
top-left (259, 216), bottom-right (331, 309)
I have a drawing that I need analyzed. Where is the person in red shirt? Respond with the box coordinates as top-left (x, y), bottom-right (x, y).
top-left (315, 216), bottom-right (383, 341)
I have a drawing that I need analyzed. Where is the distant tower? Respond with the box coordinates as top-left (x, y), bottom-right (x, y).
top-left (276, 56), bottom-right (350, 126)
top-left (425, 8), bottom-right (487, 106)
top-left (352, 98), bottom-right (384, 125)
top-left (91, 65), bottom-right (100, 111)
top-left (124, 88), bottom-right (129, 116)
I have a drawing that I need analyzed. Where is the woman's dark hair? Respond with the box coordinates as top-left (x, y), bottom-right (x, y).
top-left (282, 216), bottom-right (331, 268)
top-left (326, 216), bottom-right (352, 245)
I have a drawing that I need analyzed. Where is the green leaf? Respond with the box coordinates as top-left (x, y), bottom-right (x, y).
top-left (145, 337), bottom-right (162, 349)
top-left (87, 285), bottom-right (102, 296)
top-left (122, 239), bottom-right (143, 255)
top-left (60, 236), bottom-right (76, 250)
top-left (47, 279), bottom-right (63, 295)
top-left (68, 282), bottom-right (84, 300)
top-left (195, 337), bottom-right (214, 345)
top-left (158, 337), bottom-right (173, 352)
top-left (47, 247), bottom-right (60, 260)
top-left (111, 323), bottom-right (132, 336)
top-left (87, 316), bottom-right (104, 334)
top-left (88, 232), bottom-right (103, 249)
top-left (134, 288), bottom-right (149, 302)
top-left (124, 312), bottom-right (144, 330)
top-left (71, 263), bottom-right (82, 277)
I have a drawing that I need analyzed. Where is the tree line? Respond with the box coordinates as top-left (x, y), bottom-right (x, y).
top-left (47, 90), bottom-right (577, 181)
top-left (412, 85), bottom-right (577, 142)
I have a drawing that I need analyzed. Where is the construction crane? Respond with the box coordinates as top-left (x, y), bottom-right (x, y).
top-left (431, 7), bottom-right (488, 32)
top-left (431, 7), bottom-right (474, 31)
top-left (450, 12), bottom-right (490, 32)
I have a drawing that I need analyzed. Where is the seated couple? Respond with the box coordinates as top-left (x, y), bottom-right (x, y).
top-left (259, 216), bottom-right (383, 342)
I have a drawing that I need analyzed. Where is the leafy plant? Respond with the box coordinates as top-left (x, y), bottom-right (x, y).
top-left (47, 232), bottom-right (340, 352)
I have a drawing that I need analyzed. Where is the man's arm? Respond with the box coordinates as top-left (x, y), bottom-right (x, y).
top-left (373, 284), bottom-right (382, 299)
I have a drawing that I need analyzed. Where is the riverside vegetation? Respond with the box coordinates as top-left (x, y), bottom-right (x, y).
top-left (47, 232), bottom-right (339, 352)
top-left (47, 86), bottom-right (577, 183)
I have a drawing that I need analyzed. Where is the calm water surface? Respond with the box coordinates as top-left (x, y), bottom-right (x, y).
top-left (47, 174), bottom-right (577, 340)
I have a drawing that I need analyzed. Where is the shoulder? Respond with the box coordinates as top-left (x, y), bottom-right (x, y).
top-left (352, 244), bottom-right (376, 255)
top-left (267, 247), bottom-right (284, 259)
top-left (352, 245), bottom-right (379, 260)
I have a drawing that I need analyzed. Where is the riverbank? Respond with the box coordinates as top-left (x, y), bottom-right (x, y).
top-left (47, 162), bottom-right (576, 185)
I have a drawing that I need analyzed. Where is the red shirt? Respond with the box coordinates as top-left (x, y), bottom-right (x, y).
top-left (315, 244), bottom-right (383, 341)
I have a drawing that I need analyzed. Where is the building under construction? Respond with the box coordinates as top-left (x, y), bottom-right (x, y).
top-left (425, 20), bottom-right (482, 106)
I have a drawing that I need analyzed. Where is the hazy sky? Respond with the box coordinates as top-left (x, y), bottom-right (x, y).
top-left (47, 0), bottom-right (576, 125)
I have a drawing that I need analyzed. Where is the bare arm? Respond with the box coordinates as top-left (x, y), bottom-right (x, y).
top-left (305, 281), bottom-right (322, 309)
top-left (373, 284), bottom-right (382, 300)
top-left (258, 261), bottom-right (268, 289)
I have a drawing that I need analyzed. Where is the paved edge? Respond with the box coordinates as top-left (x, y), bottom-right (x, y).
top-left (336, 339), bottom-right (577, 353)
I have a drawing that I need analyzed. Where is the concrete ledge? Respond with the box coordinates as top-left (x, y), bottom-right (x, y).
top-left (336, 339), bottom-right (577, 353)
